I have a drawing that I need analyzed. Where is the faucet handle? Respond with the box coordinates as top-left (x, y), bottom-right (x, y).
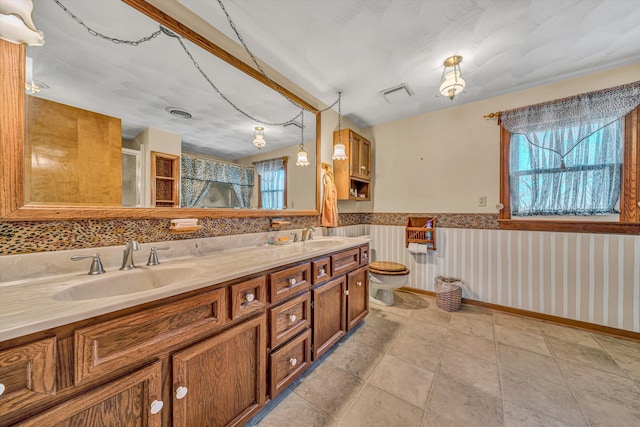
top-left (71, 253), bottom-right (106, 275)
top-left (127, 240), bottom-right (141, 251)
top-left (147, 246), bottom-right (170, 266)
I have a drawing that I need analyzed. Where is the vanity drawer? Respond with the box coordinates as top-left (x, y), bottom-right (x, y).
top-left (311, 257), bottom-right (331, 285)
top-left (74, 288), bottom-right (226, 385)
top-left (230, 275), bottom-right (266, 320)
top-left (0, 337), bottom-right (56, 419)
top-left (359, 244), bottom-right (370, 266)
top-left (269, 329), bottom-right (311, 399)
top-left (269, 263), bottom-right (311, 305)
top-left (331, 248), bottom-right (360, 276)
top-left (269, 292), bottom-right (310, 349)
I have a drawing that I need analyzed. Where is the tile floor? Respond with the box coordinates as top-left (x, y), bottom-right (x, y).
top-left (251, 290), bottom-right (640, 427)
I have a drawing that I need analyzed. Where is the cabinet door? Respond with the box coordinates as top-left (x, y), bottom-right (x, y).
top-left (172, 314), bottom-right (266, 427)
top-left (349, 132), bottom-right (360, 178)
top-left (16, 362), bottom-right (163, 427)
top-left (359, 138), bottom-right (371, 179)
top-left (347, 266), bottom-right (369, 331)
top-left (312, 276), bottom-right (347, 360)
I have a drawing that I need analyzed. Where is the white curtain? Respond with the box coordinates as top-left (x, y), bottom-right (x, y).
top-left (255, 158), bottom-right (285, 209)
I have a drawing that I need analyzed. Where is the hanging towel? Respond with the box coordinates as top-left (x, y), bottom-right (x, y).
top-left (321, 168), bottom-right (338, 227)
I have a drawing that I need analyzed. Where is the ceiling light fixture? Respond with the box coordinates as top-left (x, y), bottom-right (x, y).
top-left (332, 92), bottom-right (347, 160)
top-left (439, 55), bottom-right (465, 101)
top-left (165, 107), bottom-right (192, 119)
top-left (296, 109), bottom-right (310, 166)
top-left (0, 0), bottom-right (45, 46)
top-left (253, 126), bottom-right (266, 149)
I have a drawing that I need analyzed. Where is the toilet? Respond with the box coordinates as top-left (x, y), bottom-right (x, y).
top-left (369, 261), bottom-right (410, 306)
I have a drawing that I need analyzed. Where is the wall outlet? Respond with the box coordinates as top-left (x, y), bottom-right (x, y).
top-left (478, 196), bottom-right (487, 207)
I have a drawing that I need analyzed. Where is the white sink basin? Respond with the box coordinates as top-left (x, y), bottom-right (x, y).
top-left (53, 266), bottom-right (196, 301)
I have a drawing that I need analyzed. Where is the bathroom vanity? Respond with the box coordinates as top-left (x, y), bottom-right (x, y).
top-left (0, 238), bottom-right (369, 426)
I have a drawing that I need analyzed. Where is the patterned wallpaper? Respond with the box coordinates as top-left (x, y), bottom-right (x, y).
top-left (0, 212), bottom-right (497, 255)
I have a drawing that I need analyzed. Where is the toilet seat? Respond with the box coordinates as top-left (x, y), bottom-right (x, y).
top-left (369, 261), bottom-right (410, 276)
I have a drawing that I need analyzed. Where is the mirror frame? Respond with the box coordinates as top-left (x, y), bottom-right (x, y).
top-left (0, 0), bottom-right (321, 221)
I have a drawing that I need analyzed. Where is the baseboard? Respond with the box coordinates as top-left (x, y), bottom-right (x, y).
top-left (398, 286), bottom-right (640, 342)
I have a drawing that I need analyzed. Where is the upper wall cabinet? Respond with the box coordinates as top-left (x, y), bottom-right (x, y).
top-left (333, 129), bottom-right (371, 201)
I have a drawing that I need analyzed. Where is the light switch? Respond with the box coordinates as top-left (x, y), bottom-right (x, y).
top-left (478, 196), bottom-right (487, 207)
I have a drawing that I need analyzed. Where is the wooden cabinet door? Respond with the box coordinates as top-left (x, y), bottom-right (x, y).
top-left (349, 131), bottom-right (360, 178)
top-left (172, 314), bottom-right (266, 427)
top-left (16, 362), bottom-right (163, 427)
top-left (359, 138), bottom-right (371, 179)
top-left (312, 276), bottom-right (347, 360)
top-left (347, 266), bottom-right (369, 331)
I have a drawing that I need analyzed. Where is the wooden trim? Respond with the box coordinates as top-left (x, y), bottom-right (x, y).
top-left (498, 219), bottom-right (640, 234)
top-left (283, 157), bottom-right (289, 209)
top-left (621, 106), bottom-right (640, 222)
top-left (499, 126), bottom-right (511, 220)
top-left (0, 40), bottom-right (24, 218)
top-left (398, 287), bottom-right (640, 342)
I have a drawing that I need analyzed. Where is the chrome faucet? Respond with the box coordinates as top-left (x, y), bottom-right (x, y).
top-left (302, 226), bottom-right (316, 242)
top-left (120, 240), bottom-right (141, 270)
top-left (71, 253), bottom-right (106, 275)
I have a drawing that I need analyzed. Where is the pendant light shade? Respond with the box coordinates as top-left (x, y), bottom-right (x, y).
top-left (296, 145), bottom-right (310, 166)
top-left (439, 55), bottom-right (465, 101)
top-left (253, 126), bottom-right (266, 149)
top-left (332, 92), bottom-right (347, 160)
top-left (0, 0), bottom-right (45, 46)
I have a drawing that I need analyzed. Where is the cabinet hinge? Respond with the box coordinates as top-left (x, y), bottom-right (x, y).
top-left (310, 300), bottom-right (314, 309)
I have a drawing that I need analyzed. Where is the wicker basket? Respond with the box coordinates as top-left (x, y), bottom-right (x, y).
top-left (435, 276), bottom-right (462, 312)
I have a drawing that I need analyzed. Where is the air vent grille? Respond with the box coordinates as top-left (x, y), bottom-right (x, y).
top-left (380, 83), bottom-right (414, 103)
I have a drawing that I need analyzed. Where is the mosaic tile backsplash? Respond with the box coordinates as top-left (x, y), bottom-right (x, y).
top-left (0, 213), bottom-right (497, 255)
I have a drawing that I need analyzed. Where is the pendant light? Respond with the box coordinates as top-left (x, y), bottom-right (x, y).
top-left (0, 0), bottom-right (45, 46)
top-left (332, 92), bottom-right (347, 160)
top-left (253, 126), bottom-right (266, 149)
top-left (439, 55), bottom-right (465, 101)
top-left (296, 108), bottom-right (310, 166)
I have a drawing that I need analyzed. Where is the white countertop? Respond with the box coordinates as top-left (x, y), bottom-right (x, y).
top-left (0, 237), bottom-right (369, 342)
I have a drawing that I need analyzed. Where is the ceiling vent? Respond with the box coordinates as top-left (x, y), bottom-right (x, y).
top-left (165, 107), bottom-right (193, 119)
top-left (380, 83), bottom-right (414, 103)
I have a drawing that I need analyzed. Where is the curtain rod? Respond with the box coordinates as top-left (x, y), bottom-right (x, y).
top-left (182, 152), bottom-right (255, 168)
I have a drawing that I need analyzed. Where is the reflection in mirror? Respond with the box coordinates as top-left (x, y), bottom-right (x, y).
top-left (25, 0), bottom-right (317, 211)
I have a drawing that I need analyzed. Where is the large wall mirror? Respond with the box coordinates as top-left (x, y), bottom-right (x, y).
top-left (1, 0), bottom-right (320, 220)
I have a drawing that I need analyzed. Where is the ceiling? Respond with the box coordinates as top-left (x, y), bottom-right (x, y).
top-left (178, 0), bottom-right (640, 128)
top-left (27, 0), bottom-right (640, 159)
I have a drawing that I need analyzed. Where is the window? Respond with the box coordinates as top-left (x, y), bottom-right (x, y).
top-left (255, 157), bottom-right (288, 209)
top-left (499, 82), bottom-right (640, 234)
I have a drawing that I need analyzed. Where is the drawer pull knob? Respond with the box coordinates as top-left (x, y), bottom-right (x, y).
top-left (245, 293), bottom-right (255, 303)
top-left (289, 314), bottom-right (297, 322)
top-left (363, 253), bottom-right (368, 259)
top-left (318, 268), bottom-right (326, 277)
top-left (289, 358), bottom-right (298, 366)
top-left (175, 386), bottom-right (188, 399)
top-left (344, 290), bottom-right (349, 295)
top-left (288, 278), bottom-right (297, 286)
top-left (0, 383), bottom-right (5, 397)
top-left (150, 400), bottom-right (164, 414)
top-left (357, 281), bottom-right (362, 287)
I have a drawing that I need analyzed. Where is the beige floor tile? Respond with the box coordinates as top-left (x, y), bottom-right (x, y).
top-left (368, 354), bottom-right (434, 408)
top-left (571, 390), bottom-right (640, 427)
top-left (547, 336), bottom-right (625, 375)
top-left (394, 291), bottom-right (431, 309)
top-left (372, 294), bottom-right (417, 318)
top-left (256, 392), bottom-right (335, 427)
top-left (438, 348), bottom-right (501, 397)
top-left (445, 329), bottom-right (496, 363)
top-left (337, 383), bottom-right (424, 427)
top-left (351, 309), bottom-right (406, 351)
top-left (427, 372), bottom-right (503, 427)
top-left (503, 400), bottom-right (585, 427)
top-left (326, 338), bottom-right (384, 380)
top-left (388, 326), bottom-right (446, 372)
top-left (593, 334), bottom-right (640, 384)
top-left (493, 312), bottom-right (541, 334)
top-left (559, 359), bottom-right (640, 410)
top-left (410, 304), bottom-right (453, 328)
top-left (451, 304), bottom-right (494, 323)
top-left (399, 320), bottom-right (449, 344)
top-left (497, 344), bottom-right (564, 385)
top-left (421, 411), bottom-right (461, 427)
top-left (538, 322), bottom-right (601, 349)
top-left (500, 367), bottom-right (585, 426)
top-left (294, 361), bottom-right (364, 418)
top-left (449, 315), bottom-right (494, 340)
top-left (494, 324), bottom-right (551, 356)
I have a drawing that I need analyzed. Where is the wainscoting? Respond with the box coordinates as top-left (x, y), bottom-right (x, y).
top-left (330, 225), bottom-right (640, 333)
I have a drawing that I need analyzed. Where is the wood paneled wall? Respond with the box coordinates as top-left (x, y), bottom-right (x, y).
top-left (25, 96), bottom-right (122, 206)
